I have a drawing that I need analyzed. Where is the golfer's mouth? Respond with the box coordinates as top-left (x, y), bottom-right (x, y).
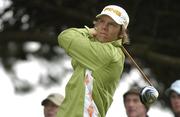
top-left (100, 32), bottom-right (107, 36)
top-left (99, 33), bottom-right (108, 39)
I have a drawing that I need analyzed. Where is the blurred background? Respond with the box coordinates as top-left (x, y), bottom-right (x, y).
top-left (0, 0), bottom-right (180, 116)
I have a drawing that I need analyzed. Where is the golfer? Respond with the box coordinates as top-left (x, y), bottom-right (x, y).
top-left (57, 5), bottom-right (129, 117)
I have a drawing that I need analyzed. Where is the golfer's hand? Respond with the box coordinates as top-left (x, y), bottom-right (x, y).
top-left (88, 28), bottom-right (97, 37)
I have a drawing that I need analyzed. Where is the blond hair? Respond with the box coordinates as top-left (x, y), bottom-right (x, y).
top-left (119, 25), bottom-right (130, 44)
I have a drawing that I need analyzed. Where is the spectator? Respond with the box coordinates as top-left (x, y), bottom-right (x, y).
top-left (166, 80), bottom-right (180, 117)
top-left (41, 93), bottom-right (64, 117)
top-left (123, 87), bottom-right (150, 117)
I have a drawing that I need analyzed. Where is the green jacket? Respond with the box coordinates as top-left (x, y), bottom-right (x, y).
top-left (57, 27), bottom-right (125, 117)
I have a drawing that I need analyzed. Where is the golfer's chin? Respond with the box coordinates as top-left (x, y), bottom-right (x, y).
top-left (96, 36), bottom-right (110, 43)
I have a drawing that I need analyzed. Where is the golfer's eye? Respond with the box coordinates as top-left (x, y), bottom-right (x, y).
top-left (97, 19), bottom-right (105, 24)
top-left (107, 22), bottom-right (119, 28)
top-left (108, 22), bottom-right (116, 26)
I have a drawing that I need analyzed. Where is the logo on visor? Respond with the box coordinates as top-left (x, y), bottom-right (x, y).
top-left (103, 7), bottom-right (121, 16)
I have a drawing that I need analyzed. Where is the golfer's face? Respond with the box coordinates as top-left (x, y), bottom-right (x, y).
top-left (95, 15), bottom-right (121, 42)
top-left (43, 101), bottom-right (59, 117)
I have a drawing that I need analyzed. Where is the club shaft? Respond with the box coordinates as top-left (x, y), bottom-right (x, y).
top-left (121, 46), bottom-right (153, 86)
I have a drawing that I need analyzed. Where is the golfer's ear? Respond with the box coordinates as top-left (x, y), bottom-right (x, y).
top-left (93, 20), bottom-right (96, 25)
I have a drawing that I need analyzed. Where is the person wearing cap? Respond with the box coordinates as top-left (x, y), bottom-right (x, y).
top-left (41, 93), bottom-right (64, 117)
top-left (57, 5), bottom-right (129, 117)
top-left (166, 80), bottom-right (180, 117)
top-left (123, 87), bottom-right (150, 117)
